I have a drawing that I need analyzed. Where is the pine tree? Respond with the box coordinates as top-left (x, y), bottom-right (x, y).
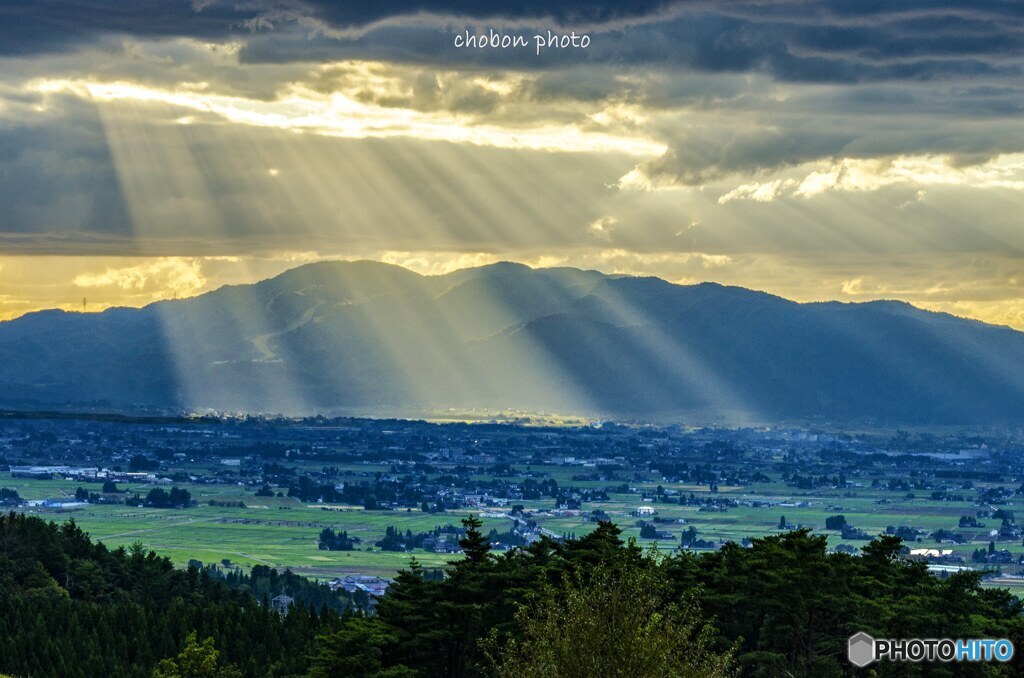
top-left (457, 516), bottom-right (491, 566)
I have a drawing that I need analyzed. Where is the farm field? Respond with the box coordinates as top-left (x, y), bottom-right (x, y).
top-left (4, 412), bottom-right (1023, 596)
top-left (7, 463), bottom-right (1024, 586)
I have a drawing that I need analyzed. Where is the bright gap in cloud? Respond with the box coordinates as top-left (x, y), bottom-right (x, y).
top-left (717, 155), bottom-right (1024, 204)
top-left (31, 78), bottom-right (666, 157)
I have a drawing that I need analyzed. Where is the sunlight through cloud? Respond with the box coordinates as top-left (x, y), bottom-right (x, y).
top-left (718, 155), bottom-right (1024, 204)
top-left (31, 78), bottom-right (666, 156)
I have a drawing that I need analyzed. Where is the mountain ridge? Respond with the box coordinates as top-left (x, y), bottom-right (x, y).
top-left (2, 260), bottom-right (1022, 425)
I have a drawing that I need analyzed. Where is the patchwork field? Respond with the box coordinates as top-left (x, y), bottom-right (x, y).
top-left (7, 468), bottom-right (1024, 592)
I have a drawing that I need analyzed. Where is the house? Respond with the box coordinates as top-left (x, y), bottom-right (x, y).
top-left (433, 538), bottom-right (462, 553)
top-left (329, 575), bottom-right (391, 598)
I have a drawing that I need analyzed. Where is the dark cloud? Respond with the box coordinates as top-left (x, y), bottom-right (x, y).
top-left (637, 128), bottom-right (859, 186)
top-left (629, 97), bottom-right (1024, 187)
top-left (295, 0), bottom-right (676, 29)
top-left (232, 4), bottom-right (1024, 86)
top-left (0, 0), bottom-right (675, 58)
top-left (7, 1), bottom-right (1024, 86)
top-left (0, 1), bottom-right (253, 56)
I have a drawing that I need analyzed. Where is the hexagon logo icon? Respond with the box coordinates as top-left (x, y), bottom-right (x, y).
top-left (848, 632), bottom-right (875, 667)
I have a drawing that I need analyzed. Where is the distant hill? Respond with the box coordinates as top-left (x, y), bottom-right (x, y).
top-left (2, 260), bottom-right (1024, 424)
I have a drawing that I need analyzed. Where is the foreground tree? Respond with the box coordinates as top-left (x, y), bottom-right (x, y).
top-left (484, 558), bottom-right (734, 678)
top-left (152, 632), bottom-right (242, 678)
top-left (308, 618), bottom-right (414, 678)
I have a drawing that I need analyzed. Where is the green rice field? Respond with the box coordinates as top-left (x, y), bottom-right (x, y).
top-left (6, 468), bottom-right (1024, 595)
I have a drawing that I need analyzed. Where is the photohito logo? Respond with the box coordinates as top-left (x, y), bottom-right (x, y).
top-left (848, 632), bottom-right (1013, 666)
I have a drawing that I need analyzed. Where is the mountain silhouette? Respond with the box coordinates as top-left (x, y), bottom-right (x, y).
top-left (2, 260), bottom-right (1023, 424)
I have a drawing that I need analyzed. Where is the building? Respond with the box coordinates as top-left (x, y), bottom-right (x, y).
top-left (41, 498), bottom-right (89, 509)
top-left (271, 594), bottom-right (294, 615)
top-left (329, 575), bottom-right (391, 598)
top-left (11, 465), bottom-right (99, 479)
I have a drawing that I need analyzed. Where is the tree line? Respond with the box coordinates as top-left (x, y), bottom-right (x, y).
top-left (2, 510), bottom-right (1024, 676)
top-left (0, 511), bottom-right (340, 677)
top-left (311, 519), bottom-right (1024, 676)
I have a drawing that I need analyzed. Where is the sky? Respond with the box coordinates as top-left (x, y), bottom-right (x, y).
top-left (2, 1), bottom-right (1024, 328)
